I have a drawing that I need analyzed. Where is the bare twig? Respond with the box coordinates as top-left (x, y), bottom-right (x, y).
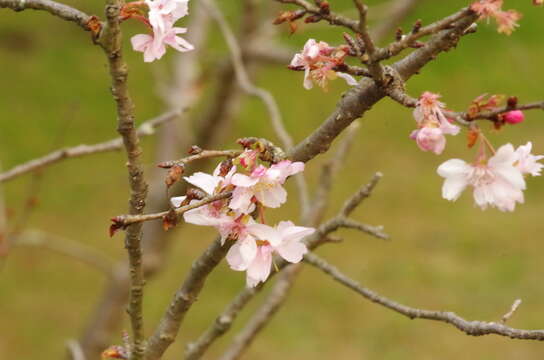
top-left (275, 0), bottom-right (359, 33)
top-left (98, 1), bottom-right (149, 357)
top-left (112, 192), bottom-right (232, 227)
top-left (0, 0), bottom-right (92, 30)
top-left (304, 252), bottom-right (544, 341)
top-left (11, 230), bottom-right (114, 274)
top-left (202, 0), bottom-right (310, 216)
top-left (144, 237), bottom-right (235, 360)
top-left (0, 111), bottom-right (179, 183)
top-left (341, 172), bottom-right (382, 216)
top-left (501, 299), bottom-right (522, 324)
top-left (157, 150), bottom-right (242, 169)
top-left (337, 218), bottom-right (389, 240)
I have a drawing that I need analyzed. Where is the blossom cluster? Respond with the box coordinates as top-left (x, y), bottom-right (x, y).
top-left (126, 0), bottom-right (194, 62)
top-left (409, 91), bottom-right (543, 212)
top-left (471, 0), bottom-right (522, 35)
top-left (170, 149), bottom-right (314, 287)
top-left (289, 39), bottom-right (358, 91)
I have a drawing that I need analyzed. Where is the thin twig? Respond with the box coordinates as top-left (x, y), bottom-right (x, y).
top-left (501, 299), bottom-right (522, 324)
top-left (304, 252), bottom-right (544, 341)
top-left (0, 0), bottom-right (92, 30)
top-left (98, 1), bottom-right (148, 357)
top-left (157, 150), bottom-right (242, 169)
top-left (66, 339), bottom-right (86, 360)
top-left (371, 0), bottom-right (422, 43)
top-left (0, 111), bottom-right (179, 183)
top-left (112, 192), bottom-right (232, 227)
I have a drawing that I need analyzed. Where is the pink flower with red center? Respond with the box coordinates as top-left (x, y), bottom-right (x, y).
top-left (290, 39), bottom-right (357, 90)
top-left (229, 160), bottom-right (305, 213)
top-left (437, 144), bottom-right (526, 212)
top-left (226, 221), bottom-right (315, 287)
top-left (411, 92), bottom-right (459, 155)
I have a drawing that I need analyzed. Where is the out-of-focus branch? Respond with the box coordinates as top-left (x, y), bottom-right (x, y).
top-left (11, 230), bottom-right (114, 275)
top-left (0, 0), bottom-right (92, 30)
top-left (304, 252), bottom-right (544, 341)
top-left (66, 339), bottom-right (86, 360)
top-left (185, 173), bottom-right (385, 359)
top-left (371, 0), bottom-right (422, 43)
top-left (217, 265), bottom-right (301, 360)
top-left (202, 0), bottom-right (310, 217)
top-left (98, 1), bottom-right (148, 357)
top-left (0, 111), bottom-right (179, 183)
top-left (144, 237), bottom-right (235, 360)
top-left (288, 11), bottom-right (478, 163)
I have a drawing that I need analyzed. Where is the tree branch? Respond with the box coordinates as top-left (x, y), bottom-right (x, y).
top-left (98, 0), bottom-right (148, 357)
top-left (304, 252), bottom-right (544, 341)
top-left (143, 237), bottom-right (235, 360)
top-left (288, 11), bottom-right (478, 163)
top-left (0, 111), bottom-right (179, 183)
top-left (0, 0), bottom-right (92, 31)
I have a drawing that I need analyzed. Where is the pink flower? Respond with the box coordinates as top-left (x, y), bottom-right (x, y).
top-left (471, 0), bottom-right (503, 18)
top-left (410, 127), bottom-right (446, 155)
top-left (229, 160), bottom-right (305, 213)
top-left (470, 0), bottom-right (521, 35)
top-left (290, 39), bottom-right (357, 90)
top-left (146, 0), bottom-right (189, 31)
top-left (131, 26), bottom-right (193, 62)
top-left (226, 221), bottom-right (315, 287)
top-left (515, 142), bottom-right (544, 176)
top-left (411, 92), bottom-right (459, 154)
top-left (437, 144), bottom-right (526, 212)
top-left (503, 110), bottom-right (525, 124)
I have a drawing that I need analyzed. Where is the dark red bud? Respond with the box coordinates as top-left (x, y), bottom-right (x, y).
top-left (507, 96), bottom-right (518, 108)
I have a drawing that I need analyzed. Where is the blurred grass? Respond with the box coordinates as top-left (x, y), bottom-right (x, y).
top-left (1, 0), bottom-right (544, 359)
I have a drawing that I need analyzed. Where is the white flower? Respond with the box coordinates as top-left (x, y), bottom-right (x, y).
top-left (437, 144), bottom-right (526, 212)
top-left (515, 142), bottom-right (544, 177)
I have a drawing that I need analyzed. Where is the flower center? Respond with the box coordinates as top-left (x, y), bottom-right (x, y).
top-left (469, 165), bottom-right (496, 187)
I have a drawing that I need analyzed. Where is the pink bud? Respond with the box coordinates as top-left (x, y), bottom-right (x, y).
top-left (503, 110), bottom-right (525, 125)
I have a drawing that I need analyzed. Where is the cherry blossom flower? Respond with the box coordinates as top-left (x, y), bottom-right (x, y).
top-left (290, 39), bottom-right (357, 90)
top-left (146, 0), bottom-right (189, 31)
top-left (494, 9), bottom-right (521, 35)
top-left (437, 144), bottom-right (526, 212)
top-left (411, 92), bottom-right (459, 154)
top-left (503, 110), bottom-right (525, 124)
top-left (131, 26), bottom-right (193, 62)
top-left (226, 221), bottom-right (315, 287)
top-left (471, 0), bottom-right (503, 18)
top-left (229, 160), bottom-right (305, 213)
top-left (515, 142), bottom-right (544, 176)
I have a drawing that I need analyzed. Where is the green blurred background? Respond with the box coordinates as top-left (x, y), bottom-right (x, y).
top-left (1, 0), bottom-right (544, 359)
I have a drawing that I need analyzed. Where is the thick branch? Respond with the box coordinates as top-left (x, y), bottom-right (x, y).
top-left (304, 252), bottom-right (544, 341)
top-left (288, 11), bottom-right (478, 163)
top-left (0, 0), bottom-right (91, 30)
top-left (0, 111), bottom-right (179, 183)
top-left (99, 1), bottom-right (148, 358)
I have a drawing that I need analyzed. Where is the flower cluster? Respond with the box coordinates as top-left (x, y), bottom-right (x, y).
top-left (471, 0), bottom-right (522, 35)
top-left (438, 142), bottom-right (543, 211)
top-left (126, 0), bottom-right (194, 62)
top-left (171, 149), bottom-right (314, 287)
top-left (410, 92), bottom-right (460, 155)
top-left (289, 39), bottom-right (358, 91)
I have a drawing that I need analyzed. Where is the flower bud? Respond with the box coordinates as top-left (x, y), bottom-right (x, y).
top-left (503, 110), bottom-right (525, 125)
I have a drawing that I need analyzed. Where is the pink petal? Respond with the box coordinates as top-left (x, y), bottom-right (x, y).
top-left (254, 184), bottom-right (287, 208)
top-left (276, 240), bottom-right (307, 263)
top-left (229, 187), bottom-right (254, 214)
top-left (170, 195), bottom-right (186, 208)
top-left (231, 173), bottom-right (259, 187)
top-left (184, 172), bottom-right (221, 195)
